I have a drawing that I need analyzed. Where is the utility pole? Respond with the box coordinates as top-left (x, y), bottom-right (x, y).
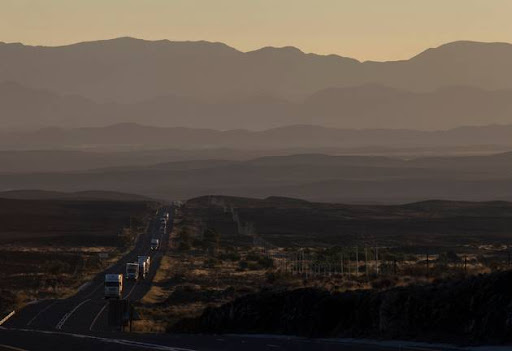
top-left (355, 246), bottom-right (359, 277)
top-left (305, 252), bottom-right (309, 279)
top-left (348, 251), bottom-right (351, 279)
top-left (426, 252), bottom-right (430, 277)
top-left (365, 246), bottom-right (369, 280)
top-left (375, 245), bottom-right (379, 276)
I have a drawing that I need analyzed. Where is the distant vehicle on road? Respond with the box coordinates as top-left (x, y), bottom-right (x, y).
top-left (150, 238), bottom-right (160, 251)
top-left (125, 262), bottom-right (139, 280)
top-left (138, 255), bottom-right (150, 279)
top-left (104, 273), bottom-right (123, 299)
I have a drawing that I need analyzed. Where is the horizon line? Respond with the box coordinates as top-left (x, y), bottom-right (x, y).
top-left (1, 36), bottom-right (512, 63)
top-left (1, 121), bottom-right (511, 135)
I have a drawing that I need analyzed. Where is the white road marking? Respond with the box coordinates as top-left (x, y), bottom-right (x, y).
top-left (77, 282), bottom-right (92, 292)
top-left (83, 282), bottom-right (103, 299)
top-left (27, 301), bottom-right (57, 326)
top-left (4, 327), bottom-right (196, 351)
top-left (88, 302), bottom-right (108, 332)
top-left (0, 343), bottom-right (28, 351)
top-left (55, 299), bottom-right (91, 330)
top-left (0, 311), bottom-right (15, 326)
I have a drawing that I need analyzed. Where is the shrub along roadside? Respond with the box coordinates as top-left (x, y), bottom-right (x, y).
top-left (171, 270), bottom-right (512, 345)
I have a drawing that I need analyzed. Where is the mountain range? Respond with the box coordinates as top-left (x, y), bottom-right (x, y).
top-left (2, 38), bottom-right (512, 130)
top-left (0, 123), bottom-right (510, 151)
top-left (0, 153), bottom-right (509, 203)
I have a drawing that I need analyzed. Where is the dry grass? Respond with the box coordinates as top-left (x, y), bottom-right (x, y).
top-left (141, 255), bottom-right (174, 304)
top-left (134, 244), bottom-right (273, 333)
top-left (131, 204), bottom-right (512, 334)
top-left (130, 320), bottom-right (167, 333)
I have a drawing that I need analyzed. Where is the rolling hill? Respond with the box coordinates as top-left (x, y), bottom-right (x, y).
top-left (0, 153), bottom-right (509, 203)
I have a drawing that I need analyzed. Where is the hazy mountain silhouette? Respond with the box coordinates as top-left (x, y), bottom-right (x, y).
top-left (0, 123), bottom-right (510, 152)
top-left (0, 153), bottom-right (509, 203)
top-left (2, 39), bottom-right (512, 103)
top-left (3, 81), bottom-right (512, 130)
top-left (0, 189), bottom-right (153, 201)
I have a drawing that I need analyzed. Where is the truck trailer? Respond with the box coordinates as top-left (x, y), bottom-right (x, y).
top-left (137, 255), bottom-right (150, 279)
top-left (104, 273), bottom-right (123, 299)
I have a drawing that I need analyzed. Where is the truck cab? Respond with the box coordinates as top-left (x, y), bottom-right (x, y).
top-left (104, 273), bottom-right (123, 299)
top-left (125, 262), bottom-right (139, 280)
top-left (150, 238), bottom-right (160, 250)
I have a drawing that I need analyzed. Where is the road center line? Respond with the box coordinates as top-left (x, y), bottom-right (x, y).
top-left (27, 301), bottom-right (57, 327)
top-left (83, 282), bottom-right (103, 299)
top-left (88, 302), bottom-right (108, 332)
top-left (55, 299), bottom-right (91, 330)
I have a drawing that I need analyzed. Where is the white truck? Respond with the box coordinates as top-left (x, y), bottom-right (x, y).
top-left (125, 262), bottom-right (139, 280)
top-left (104, 273), bottom-right (123, 299)
top-left (138, 255), bottom-right (150, 279)
top-left (150, 238), bottom-right (160, 251)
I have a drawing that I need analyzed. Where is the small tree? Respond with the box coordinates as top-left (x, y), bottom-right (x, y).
top-left (203, 228), bottom-right (220, 256)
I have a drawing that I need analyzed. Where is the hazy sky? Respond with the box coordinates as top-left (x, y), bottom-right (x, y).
top-left (1, 0), bottom-right (512, 61)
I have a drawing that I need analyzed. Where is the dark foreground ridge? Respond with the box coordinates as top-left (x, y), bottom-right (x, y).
top-left (172, 270), bottom-right (512, 345)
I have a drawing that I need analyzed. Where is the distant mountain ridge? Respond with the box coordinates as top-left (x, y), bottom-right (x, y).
top-left (2, 81), bottom-right (512, 130)
top-left (3, 38), bottom-right (512, 103)
top-left (2, 38), bottom-right (512, 129)
top-left (0, 122), bottom-right (510, 151)
top-left (0, 152), bottom-right (509, 203)
top-left (0, 189), bottom-right (154, 201)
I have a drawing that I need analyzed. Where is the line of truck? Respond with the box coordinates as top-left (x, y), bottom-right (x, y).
top-left (104, 211), bottom-right (170, 299)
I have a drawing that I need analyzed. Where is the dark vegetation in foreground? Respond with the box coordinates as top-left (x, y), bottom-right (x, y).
top-left (172, 270), bottom-right (512, 345)
top-left (154, 195), bottom-right (512, 344)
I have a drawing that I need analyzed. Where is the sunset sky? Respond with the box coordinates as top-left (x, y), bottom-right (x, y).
top-left (1, 0), bottom-right (511, 61)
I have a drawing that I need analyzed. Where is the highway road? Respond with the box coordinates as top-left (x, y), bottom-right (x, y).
top-left (3, 207), bottom-right (172, 335)
top-left (0, 206), bottom-right (490, 351)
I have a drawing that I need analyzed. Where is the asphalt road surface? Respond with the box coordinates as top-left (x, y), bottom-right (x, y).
top-left (0, 327), bottom-right (473, 351)
top-left (3, 207), bottom-right (171, 334)
top-left (0, 206), bottom-right (488, 351)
